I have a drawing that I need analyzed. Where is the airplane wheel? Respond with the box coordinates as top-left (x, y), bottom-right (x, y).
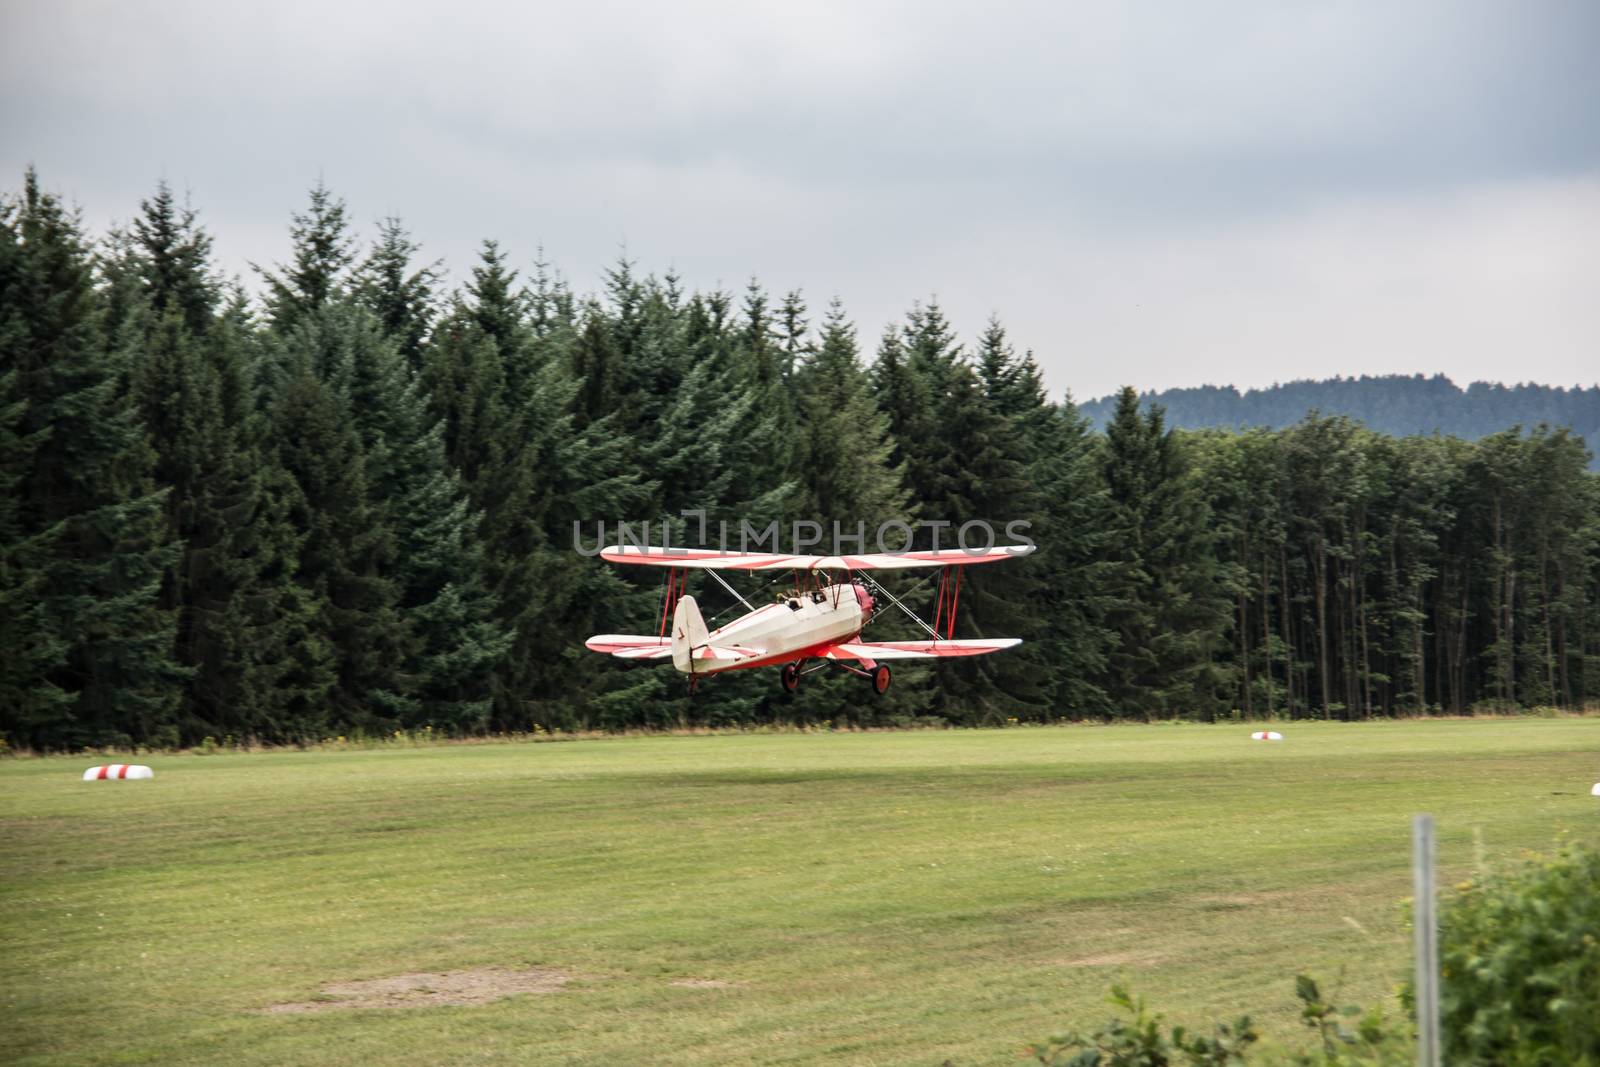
top-left (781, 663), bottom-right (801, 693)
top-left (871, 665), bottom-right (891, 695)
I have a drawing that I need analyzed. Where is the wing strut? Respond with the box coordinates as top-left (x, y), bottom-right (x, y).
top-left (932, 566), bottom-right (963, 639)
top-left (656, 567), bottom-right (687, 638)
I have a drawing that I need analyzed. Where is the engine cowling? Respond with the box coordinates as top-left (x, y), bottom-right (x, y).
top-left (852, 581), bottom-right (874, 625)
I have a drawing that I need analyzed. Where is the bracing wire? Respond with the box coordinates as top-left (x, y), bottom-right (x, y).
top-left (706, 570), bottom-right (789, 624)
top-left (697, 567), bottom-right (945, 635)
top-left (707, 568), bottom-right (755, 614)
top-left (860, 572), bottom-right (942, 640)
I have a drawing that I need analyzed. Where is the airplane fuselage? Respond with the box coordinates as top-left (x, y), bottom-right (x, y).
top-left (679, 581), bottom-right (873, 673)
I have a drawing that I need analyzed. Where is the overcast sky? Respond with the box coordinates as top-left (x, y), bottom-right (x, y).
top-left (3, 0), bottom-right (1597, 399)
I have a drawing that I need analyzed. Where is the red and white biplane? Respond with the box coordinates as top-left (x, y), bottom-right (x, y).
top-left (585, 544), bottom-right (1033, 693)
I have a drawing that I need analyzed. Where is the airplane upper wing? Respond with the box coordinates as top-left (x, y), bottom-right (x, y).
top-left (598, 545), bottom-right (1033, 570)
top-left (818, 638), bottom-right (1022, 660)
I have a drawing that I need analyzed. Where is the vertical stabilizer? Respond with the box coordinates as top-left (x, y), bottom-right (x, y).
top-left (670, 594), bottom-right (709, 673)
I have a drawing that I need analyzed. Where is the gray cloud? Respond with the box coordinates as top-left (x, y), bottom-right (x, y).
top-left (3, 0), bottom-right (1597, 397)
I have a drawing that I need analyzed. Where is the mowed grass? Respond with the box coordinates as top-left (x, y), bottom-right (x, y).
top-left (3, 720), bottom-right (1597, 1066)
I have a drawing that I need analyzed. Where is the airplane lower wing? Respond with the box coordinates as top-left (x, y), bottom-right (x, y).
top-left (819, 638), bottom-right (1022, 660)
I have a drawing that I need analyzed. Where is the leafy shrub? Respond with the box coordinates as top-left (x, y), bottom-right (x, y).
top-left (1285, 974), bottom-right (1407, 1066)
top-left (1024, 982), bottom-right (1259, 1065)
top-left (1020, 845), bottom-right (1600, 1066)
top-left (1431, 845), bottom-right (1600, 1066)
top-left (1023, 977), bottom-right (1409, 1066)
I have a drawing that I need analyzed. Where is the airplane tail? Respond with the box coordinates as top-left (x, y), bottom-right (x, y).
top-left (670, 594), bottom-right (709, 673)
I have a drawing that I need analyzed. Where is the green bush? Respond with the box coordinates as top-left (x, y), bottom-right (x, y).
top-left (1019, 845), bottom-right (1600, 1066)
top-left (1283, 974), bottom-right (1408, 1066)
top-left (1024, 983), bottom-right (1259, 1065)
top-left (1432, 845), bottom-right (1600, 1066)
top-left (1022, 977), bottom-right (1408, 1066)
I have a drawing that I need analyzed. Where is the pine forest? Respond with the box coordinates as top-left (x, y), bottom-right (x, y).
top-left (4, 170), bottom-right (1599, 750)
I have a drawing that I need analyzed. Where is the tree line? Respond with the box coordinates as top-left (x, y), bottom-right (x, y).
top-left (1081, 376), bottom-right (1600, 468)
top-left (3, 170), bottom-right (1598, 749)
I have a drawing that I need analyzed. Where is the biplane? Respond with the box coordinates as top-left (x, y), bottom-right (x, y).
top-left (585, 544), bottom-right (1033, 693)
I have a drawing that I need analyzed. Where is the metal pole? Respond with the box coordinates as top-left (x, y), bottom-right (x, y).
top-left (1413, 814), bottom-right (1441, 1067)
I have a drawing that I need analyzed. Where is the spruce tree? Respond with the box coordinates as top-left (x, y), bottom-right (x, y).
top-left (870, 307), bottom-right (1050, 720)
top-left (977, 320), bottom-right (1114, 715)
top-left (356, 217), bottom-right (437, 373)
top-left (0, 170), bottom-right (184, 748)
top-left (871, 325), bottom-right (930, 513)
top-left (744, 284), bottom-right (801, 510)
top-left (428, 243), bottom-right (642, 729)
top-left (528, 249), bottom-right (576, 338)
top-left (928, 330), bottom-right (1048, 718)
top-left (258, 181), bottom-right (356, 333)
top-left (271, 361), bottom-right (406, 729)
top-left (793, 300), bottom-right (909, 526)
top-left (777, 289), bottom-right (809, 367)
top-left (782, 301), bottom-right (913, 722)
top-left (881, 300), bottom-right (962, 520)
top-left (336, 298), bottom-right (510, 730)
top-left (0, 366), bottom-right (66, 738)
top-left (116, 180), bottom-right (219, 336)
top-left (1099, 388), bottom-right (1229, 719)
top-left (570, 306), bottom-right (620, 428)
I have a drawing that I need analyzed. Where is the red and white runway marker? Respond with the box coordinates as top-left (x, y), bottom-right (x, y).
top-left (82, 764), bottom-right (153, 780)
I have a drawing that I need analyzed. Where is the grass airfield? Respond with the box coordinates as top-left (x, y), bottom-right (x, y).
top-left (3, 719), bottom-right (1597, 1065)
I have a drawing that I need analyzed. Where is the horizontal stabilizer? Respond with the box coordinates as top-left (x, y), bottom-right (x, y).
top-left (586, 634), bottom-right (672, 659)
top-left (584, 629), bottom-right (760, 665)
top-left (614, 645), bottom-right (675, 660)
top-left (694, 645), bottom-right (761, 661)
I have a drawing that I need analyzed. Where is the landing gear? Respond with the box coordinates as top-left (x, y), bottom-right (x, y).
top-left (871, 665), bottom-right (891, 695)
top-left (780, 662), bottom-right (801, 693)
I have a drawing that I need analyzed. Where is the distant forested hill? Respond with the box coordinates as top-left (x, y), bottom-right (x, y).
top-left (1080, 375), bottom-right (1600, 465)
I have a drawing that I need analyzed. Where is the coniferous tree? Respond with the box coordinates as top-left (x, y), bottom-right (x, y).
top-left (356, 217), bottom-right (437, 373)
top-left (777, 289), bottom-right (808, 367)
top-left (879, 301), bottom-right (961, 521)
top-left (931, 319), bottom-right (1048, 717)
top-left (127, 180), bottom-right (218, 335)
top-left (0, 365), bottom-right (64, 736)
top-left (570, 306), bottom-right (620, 429)
top-left (783, 300), bottom-right (913, 721)
top-left (1100, 387), bottom-right (1228, 719)
top-left (272, 362), bottom-right (405, 728)
top-left (528, 249), bottom-right (576, 338)
top-left (793, 300), bottom-right (908, 527)
top-left (978, 320), bottom-right (1115, 715)
top-left (340, 299), bottom-right (509, 730)
top-left (430, 244), bottom-right (643, 728)
top-left (0, 171), bottom-right (184, 748)
top-left (106, 185), bottom-right (286, 740)
top-left (258, 181), bottom-right (356, 334)
top-left (699, 282), bottom-right (798, 522)
top-left (872, 307), bottom-right (1050, 720)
